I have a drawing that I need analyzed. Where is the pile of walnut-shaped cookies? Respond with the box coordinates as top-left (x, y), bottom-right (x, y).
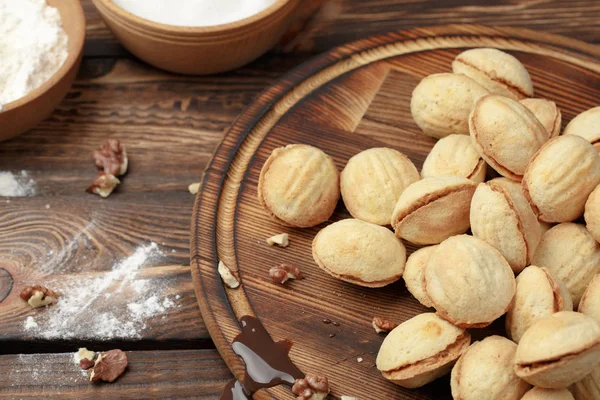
top-left (257, 47), bottom-right (600, 399)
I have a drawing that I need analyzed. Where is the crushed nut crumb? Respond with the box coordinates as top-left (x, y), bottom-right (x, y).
top-left (269, 263), bottom-right (303, 285)
top-left (266, 233), bottom-right (289, 247)
top-left (218, 260), bottom-right (240, 289)
top-left (87, 172), bottom-right (120, 198)
top-left (357, 357), bottom-right (363, 363)
top-left (372, 316), bottom-right (398, 334)
top-left (188, 182), bottom-right (200, 195)
top-left (292, 374), bottom-right (330, 400)
top-left (20, 285), bottom-right (58, 308)
top-left (93, 139), bottom-right (128, 176)
top-left (89, 349), bottom-right (128, 383)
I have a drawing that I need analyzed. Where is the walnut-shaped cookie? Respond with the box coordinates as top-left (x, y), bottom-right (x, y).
top-left (522, 135), bottom-right (600, 223)
top-left (563, 106), bottom-right (600, 152)
top-left (421, 134), bottom-right (486, 183)
top-left (505, 265), bottom-right (572, 343)
top-left (258, 144), bottom-right (339, 228)
top-left (469, 94), bottom-right (548, 181)
top-left (585, 183), bottom-right (600, 243)
top-left (579, 273), bottom-right (600, 322)
top-left (391, 176), bottom-right (476, 245)
top-left (312, 219), bottom-right (406, 288)
top-left (376, 313), bottom-right (470, 388)
top-left (341, 148), bottom-right (419, 226)
top-left (452, 48), bottom-right (534, 99)
top-left (410, 73), bottom-right (489, 139)
top-left (470, 178), bottom-right (542, 273)
top-left (571, 365), bottom-right (600, 400)
top-left (450, 336), bottom-right (531, 400)
top-left (532, 223), bottom-right (600, 306)
top-left (520, 98), bottom-right (562, 138)
top-left (521, 388), bottom-right (575, 400)
top-left (515, 311), bottom-right (600, 389)
top-left (402, 246), bottom-right (437, 308)
top-left (424, 235), bottom-right (516, 328)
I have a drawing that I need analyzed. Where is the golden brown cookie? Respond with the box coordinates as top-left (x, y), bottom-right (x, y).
top-left (522, 135), bottom-right (600, 223)
top-left (520, 98), bottom-right (562, 138)
top-left (470, 178), bottom-right (542, 273)
top-left (505, 265), bottom-right (572, 343)
top-left (563, 106), bottom-right (600, 152)
top-left (521, 388), bottom-right (575, 400)
top-left (376, 313), bottom-right (470, 388)
top-left (424, 235), bottom-right (516, 328)
top-left (421, 134), bottom-right (486, 183)
top-left (532, 223), bottom-right (600, 306)
top-left (391, 176), bottom-right (476, 245)
top-left (469, 94), bottom-right (548, 181)
top-left (515, 311), bottom-right (600, 389)
top-left (403, 246), bottom-right (437, 308)
top-left (585, 184), bottom-right (600, 243)
top-left (312, 219), bottom-right (406, 288)
top-left (340, 148), bottom-right (419, 226)
top-left (258, 144), bottom-right (339, 228)
top-left (450, 336), bottom-right (531, 400)
top-left (452, 48), bottom-right (534, 99)
top-left (410, 73), bottom-right (489, 139)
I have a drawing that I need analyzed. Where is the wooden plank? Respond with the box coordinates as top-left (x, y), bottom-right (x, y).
top-left (0, 349), bottom-right (231, 399)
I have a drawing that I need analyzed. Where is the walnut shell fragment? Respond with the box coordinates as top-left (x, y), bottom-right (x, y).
top-left (89, 349), bottom-right (128, 383)
top-left (20, 285), bottom-right (59, 308)
top-left (452, 48), bottom-right (534, 99)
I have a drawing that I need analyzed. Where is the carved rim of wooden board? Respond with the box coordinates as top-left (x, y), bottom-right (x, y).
top-left (190, 25), bottom-right (600, 399)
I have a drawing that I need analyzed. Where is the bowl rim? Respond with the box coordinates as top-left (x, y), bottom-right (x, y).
top-left (95, 0), bottom-right (292, 33)
top-left (1, 0), bottom-right (86, 112)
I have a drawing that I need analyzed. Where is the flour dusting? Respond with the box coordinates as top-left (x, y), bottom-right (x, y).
top-left (0, 171), bottom-right (36, 197)
top-left (23, 242), bottom-right (179, 339)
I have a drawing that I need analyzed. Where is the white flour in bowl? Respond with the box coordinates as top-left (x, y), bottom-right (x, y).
top-left (112, 0), bottom-right (278, 27)
top-left (0, 0), bottom-right (69, 108)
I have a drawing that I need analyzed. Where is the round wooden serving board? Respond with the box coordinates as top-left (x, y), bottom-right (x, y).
top-left (191, 25), bottom-right (600, 400)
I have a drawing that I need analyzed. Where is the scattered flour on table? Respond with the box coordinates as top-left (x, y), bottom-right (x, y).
top-left (0, 171), bottom-right (36, 197)
top-left (23, 242), bottom-right (180, 339)
top-left (0, 0), bottom-right (69, 108)
top-left (8, 354), bottom-right (86, 387)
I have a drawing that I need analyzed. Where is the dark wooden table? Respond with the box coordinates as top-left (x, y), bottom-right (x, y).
top-left (0, 1), bottom-right (598, 398)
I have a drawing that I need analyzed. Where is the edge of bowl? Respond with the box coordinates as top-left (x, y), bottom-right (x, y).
top-left (1, 0), bottom-right (86, 113)
top-left (96, 0), bottom-right (293, 36)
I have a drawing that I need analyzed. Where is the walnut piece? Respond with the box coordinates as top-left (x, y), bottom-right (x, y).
top-left (74, 348), bottom-right (96, 370)
top-left (20, 285), bottom-right (58, 308)
top-left (372, 316), bottom-right (398, 334)
top-left (269, 264), bottom-right (303, 284)
top-left (266, 233), bottom-right (289, 247)
top-left (292, 374), bottom-right (330, 400)
top-left (218, 260), bottom-right (240, 289)
top-left (89, 349), bottom-right (128, 383)
top-left (93, 139), bottom-right (128, 176)
top-left (188, 182), bottom-right (200, 195)
top-left (87, 172), bottom-right (120, 198)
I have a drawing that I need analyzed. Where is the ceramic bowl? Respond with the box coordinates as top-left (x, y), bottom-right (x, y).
top-left (92, 0), bottom-right (302, 75)
top-left (0, 0), bottom-right (86, 142)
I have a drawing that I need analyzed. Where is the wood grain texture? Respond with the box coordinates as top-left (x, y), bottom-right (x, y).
top-left (0, 349), bottom-right (231, 399)
top-left (191, 25), bottom-right (600, 399)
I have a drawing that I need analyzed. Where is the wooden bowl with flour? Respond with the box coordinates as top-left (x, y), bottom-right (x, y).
top-left (91, 0), bottom-right (302, 75)
top-left (0, 0), bottom-right (86, 142)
